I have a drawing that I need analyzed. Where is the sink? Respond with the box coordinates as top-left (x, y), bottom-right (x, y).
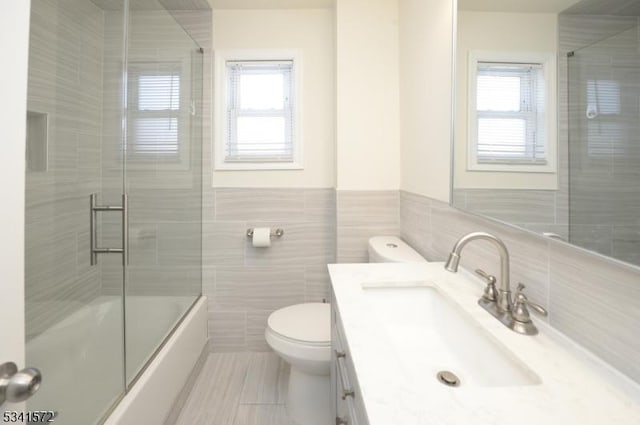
top-left (361, 283), bottom-right (540, 388)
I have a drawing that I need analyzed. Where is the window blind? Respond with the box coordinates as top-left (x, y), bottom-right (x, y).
top-left (128, 63), bottom-right (182, 158)
top-left (586, 79), bottom-right (624, 157)
top-left (476, 62), bottom-right (546, 165)
top-left (225, 60), bottom-right (294, 162)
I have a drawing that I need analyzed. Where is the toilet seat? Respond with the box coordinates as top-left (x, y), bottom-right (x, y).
top-left (267, 303), bottom-right (330, 345)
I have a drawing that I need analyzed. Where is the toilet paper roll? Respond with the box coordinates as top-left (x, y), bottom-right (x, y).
top-left (252, 227), bottom-right (271, 248)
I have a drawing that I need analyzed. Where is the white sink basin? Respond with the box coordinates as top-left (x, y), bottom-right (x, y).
top-left (361, 283), bottom-right (540, 388)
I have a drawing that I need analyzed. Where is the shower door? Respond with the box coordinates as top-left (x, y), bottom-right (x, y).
top-left (124, 2), bottom-right (203, 385)
top-left (24, 0), bottom-right (128, 423)
top-left (567, 24), bottom-right (640, 265)
top-left (22, 0), bottom-right (203, 423)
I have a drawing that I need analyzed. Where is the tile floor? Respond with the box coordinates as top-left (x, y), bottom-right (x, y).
top-left (174, 352), bottom-right (295, 425)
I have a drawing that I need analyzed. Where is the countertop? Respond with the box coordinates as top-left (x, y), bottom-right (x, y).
top-left (328, 262), bottom-right (640, 425)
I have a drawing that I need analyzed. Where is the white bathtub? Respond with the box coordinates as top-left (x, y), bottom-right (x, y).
top-left (26, 295), bottom-right (207, 425)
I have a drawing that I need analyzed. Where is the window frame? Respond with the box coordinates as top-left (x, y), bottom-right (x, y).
top-left (214, 49), bottom-right (303, 171)
top-left (467, 50), bottom-right (557, 173)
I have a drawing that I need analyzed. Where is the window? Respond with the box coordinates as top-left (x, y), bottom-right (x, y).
top-left (467, 52), bottom-right (556, 173)
top-left (128, 63), bottom-right (183, 159)
top-left (215, 51), bottom-right (302, 170)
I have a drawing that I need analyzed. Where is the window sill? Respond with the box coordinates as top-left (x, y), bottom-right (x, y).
top-left (214, 161), bottom-right (303, 171)
top-left (467, 162), bottom-right (556, 173)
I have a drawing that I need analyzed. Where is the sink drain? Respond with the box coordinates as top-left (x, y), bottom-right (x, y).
top-left (436, 371), bottom-right (460, 387)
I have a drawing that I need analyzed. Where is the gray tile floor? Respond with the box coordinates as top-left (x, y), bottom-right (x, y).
top-left (174, 352), bottom-right (295, 425)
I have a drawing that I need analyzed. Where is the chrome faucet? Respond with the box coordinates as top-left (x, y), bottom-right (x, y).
top-left (444, 231), bottom-right (512, 312)
top-left (444, 232), bottom-right (548, 335)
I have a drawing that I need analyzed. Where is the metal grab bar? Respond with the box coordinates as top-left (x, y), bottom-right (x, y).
top-left (90, 193), bottom-right (128, 266)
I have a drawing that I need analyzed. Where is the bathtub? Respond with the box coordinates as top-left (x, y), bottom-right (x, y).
top-left (26, 295), bottom-right (207, 425)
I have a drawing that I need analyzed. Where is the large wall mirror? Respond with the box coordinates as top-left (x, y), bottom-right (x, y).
top-left (453, 0), bottom-right (640, 267)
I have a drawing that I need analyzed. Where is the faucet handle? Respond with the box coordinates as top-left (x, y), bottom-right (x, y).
top-left (475, 269), bottom-right (498, 302)
top-left (475, 269), bottom-right (494, 282)
top-left (513, 284), bottom-right (548, 318)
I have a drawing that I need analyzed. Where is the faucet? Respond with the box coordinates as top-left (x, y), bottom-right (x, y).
top-left (444, 231), bottom-right (512, 312)
top-left (444, 231), bottom-right (548, 335)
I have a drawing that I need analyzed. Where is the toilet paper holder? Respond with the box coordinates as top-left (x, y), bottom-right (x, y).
top-left (246, 228), bottom-right (284, 238)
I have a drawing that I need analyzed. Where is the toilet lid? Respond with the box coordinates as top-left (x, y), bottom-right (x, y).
top-left (268, 303), bottom-right (331, 344)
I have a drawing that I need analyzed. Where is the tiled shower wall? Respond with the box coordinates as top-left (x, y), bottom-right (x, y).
top-left (25, 0), bottom-right (106, 338)
top-left (100, 7), bottom-right (206, 298)
top-left (204, 188), bottom-right (336, 352)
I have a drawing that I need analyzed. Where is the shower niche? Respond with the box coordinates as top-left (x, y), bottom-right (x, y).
top-left (26, 111), bottom-right (48, 172)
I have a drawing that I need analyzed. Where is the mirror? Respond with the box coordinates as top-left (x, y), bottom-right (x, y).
top-left (453, 0), bottom-right (640, 268)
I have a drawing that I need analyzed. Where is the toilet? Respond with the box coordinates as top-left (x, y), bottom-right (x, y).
top-left (265, 236), bottom-right (427, 425)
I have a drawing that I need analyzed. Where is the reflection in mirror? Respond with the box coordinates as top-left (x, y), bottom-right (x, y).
top-left (453, 0), bottom-right (640, 267)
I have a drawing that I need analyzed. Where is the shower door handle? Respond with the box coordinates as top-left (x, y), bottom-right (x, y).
top-left (122, 193), bottom-right (128, 266)
top-left (0, 362), bottom-right (42, 406)
top-left (90, 193), bottom-right (127, 266)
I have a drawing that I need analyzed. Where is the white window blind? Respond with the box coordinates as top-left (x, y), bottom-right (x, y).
top-left (586, 79), bottom-right (624, 157)
top-left (225, 60), bottom-right (294, 163)
top-left (475, 62), bottom-right (546, 165)
top-left (128, 63), bottom-right (182, 158)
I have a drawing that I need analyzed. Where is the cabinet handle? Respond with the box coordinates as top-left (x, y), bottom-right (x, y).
top-left (335, 349), bottom-right (346, 359)
top-left (336, 416), bottom-right (348, 425)
top-left (341, 389), bottom-right (355, 400)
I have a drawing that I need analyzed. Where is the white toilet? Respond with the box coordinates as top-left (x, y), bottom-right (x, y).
top-left (265, 236), bottom-right (427, 425)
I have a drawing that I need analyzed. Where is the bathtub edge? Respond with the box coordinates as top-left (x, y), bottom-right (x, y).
top-left (102, 296), bottom-right (208, 425)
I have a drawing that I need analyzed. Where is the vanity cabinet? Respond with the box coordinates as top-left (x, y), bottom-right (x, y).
top-left (331, 289), bottom-right (369, 425)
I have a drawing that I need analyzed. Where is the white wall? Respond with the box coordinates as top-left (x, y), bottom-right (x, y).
top-left (0, 0), bottom-right (30, 369)
top-left (212, 9), bottom-right (335, 188)
top-left (455, 11), bottom-right (558, 189)
top-left (398, 0), bottom-right (454, 202)
top-left (335, 0), bottom-right (401, 190)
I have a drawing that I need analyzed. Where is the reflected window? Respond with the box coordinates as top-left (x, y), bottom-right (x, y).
top-left (466, 51), bottom-right (556, 174)
top-left (128, 63), bottom-right (183, 159)
top-left (475, 62), bottom-right (546, 164)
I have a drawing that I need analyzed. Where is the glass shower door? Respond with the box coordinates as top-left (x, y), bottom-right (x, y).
top-left (24, 0), bottom-right (128, 423)
top-left (24, 0), bottom-right (204, 422)
top-left (567, 24), bottom-right (640, 265)
top-left (124, 1), bottom-right (203, 384)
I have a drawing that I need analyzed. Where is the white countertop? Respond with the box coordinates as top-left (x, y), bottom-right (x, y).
top-left (328, 262), bottom-right (640, 425)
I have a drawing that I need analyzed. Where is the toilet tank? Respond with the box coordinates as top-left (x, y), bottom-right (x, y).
top-left (368, 236), bottom-right (427, 263)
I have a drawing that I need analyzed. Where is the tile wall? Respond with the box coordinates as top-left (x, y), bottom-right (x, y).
top-left (204, 188), bottom-right (336, 352)
top-left (25, 0), bottom-right (106, 338)
top-left (336, 191), bottom-right (400, 263)
top-left (452, 189), bottom-right (567, 238)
